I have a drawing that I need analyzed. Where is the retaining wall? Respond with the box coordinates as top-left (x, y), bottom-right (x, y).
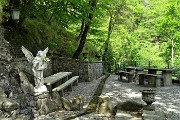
top-left (12, 56), bottom-right (103, 82)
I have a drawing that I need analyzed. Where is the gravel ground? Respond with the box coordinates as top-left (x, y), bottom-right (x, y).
top-left (64, 76), bottom-right (105, 109)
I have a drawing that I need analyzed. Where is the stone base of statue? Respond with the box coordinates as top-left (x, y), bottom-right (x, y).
top-left (34, 85), bottom-right (48, 94)
top-left (34, 92), bottom-right (49, 116)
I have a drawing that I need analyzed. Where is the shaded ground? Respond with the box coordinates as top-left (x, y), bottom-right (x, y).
top-left (100, 75), bottom-right (180, 120)
top-left (35, 75), bottom-right (180, 120)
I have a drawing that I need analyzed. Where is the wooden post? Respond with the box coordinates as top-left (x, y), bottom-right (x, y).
top-left (134, 61), bottom-right (137, 67)
top-left (148, 61), bottom-right (151, 68)
top-left (168, 62), bottom-right (170, 69)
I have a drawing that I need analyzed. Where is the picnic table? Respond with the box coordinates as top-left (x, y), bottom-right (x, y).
top-left (126, 66), bottom-right (136, 73)
top-left (146, 68), bottom-right (174, 86)
top-left (147, 68), bottom-right (159, 74)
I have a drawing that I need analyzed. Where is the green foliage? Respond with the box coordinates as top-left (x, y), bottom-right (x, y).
top-left (1, 0), bottom-right (180, 69)
top-left (0, 3), bottom-right (2, 23)
top-left (0, 0), bottom-right (8, 23)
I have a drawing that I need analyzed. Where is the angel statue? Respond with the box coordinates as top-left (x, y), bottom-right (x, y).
top-left (22, 46), bottom-right (50, 93)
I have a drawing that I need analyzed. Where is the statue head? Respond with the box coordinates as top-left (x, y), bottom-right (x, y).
top-left (36, 51), bottom-right (44, 57)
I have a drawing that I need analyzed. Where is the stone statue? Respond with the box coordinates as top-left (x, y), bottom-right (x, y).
top-left (96, 95), bottom-right (113, 117)
top-left (61, 96), bottom-right (84, 111)
top-left (21, 46), bottom-right (49, 93)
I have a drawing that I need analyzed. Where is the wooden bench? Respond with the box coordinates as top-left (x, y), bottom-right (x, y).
top-left (44, 72), bottom-right (72, 95)
top-left (52, 76), bottom-right (79, 96)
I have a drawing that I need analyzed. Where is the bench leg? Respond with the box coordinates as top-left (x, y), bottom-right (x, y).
top-left (71, 84), bottom-right (73, 91)
top-left (139, 74), bottom-right (145, 85)
top-left (119, 73), bottom-right (123, 81)
top-left (148, 76), bottom-right (156, 87)
top-left (73, 80), bottom-right (78, 86)
top-left (67, 84), bottom-right (73, 91)
top-left (76, 79), bottom-right (78, 85)
top-left (61, 90), bottom-right (64, 97)
top-left (48, 85), bottom-right (52, 97)
top-left (128, 74), bottom-right (133, 83)
top-left (155, 78), bottom-right (161, 87)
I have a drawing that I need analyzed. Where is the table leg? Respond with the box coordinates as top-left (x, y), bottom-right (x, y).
top-left (162, 71), bottom-right (172, 86)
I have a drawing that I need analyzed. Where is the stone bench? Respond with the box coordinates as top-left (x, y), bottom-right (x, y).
top-left (116, 71), bottom-right (126, 81)
top-left (125, 72), bottom-right (134, 83)
top-left (52, 76), bottom-right (79, 96)
top-left (144, 74), bottom-right (163, 87)
top-left (138, 73), bottom-right (145, 85)
top-left (116, 71), bottom-right (134, 82)
top-left (44, 72), bottom-right (72, 95)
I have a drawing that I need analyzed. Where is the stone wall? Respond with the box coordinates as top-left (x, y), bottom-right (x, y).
top-left (0, 26), bottom-right (35, 119)
top-left (0, 25), bottom-right (103, 119)
top-left (12, 56), bottom-right (103, 83)
top-left (79, 61), bottom-right (103, 82)
top-left (52, 56), bottom-right (79, 77)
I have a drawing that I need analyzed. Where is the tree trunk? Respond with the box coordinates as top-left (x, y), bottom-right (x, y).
top-left (102, 2), bottom-right (126, 72)
top-left (171, 35), bottom-right (174, 67)
top-left (72, 0), bottom-right (98, 59)
top-left (73, 24), bottom-right (90, 58)
top-left (76, 20), bottom-right (85, 41)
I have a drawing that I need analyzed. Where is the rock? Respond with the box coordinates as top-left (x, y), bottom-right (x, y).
top-left (51, 91), bottom-right (63, 110)
top-left (19, 94), bottom-right (29, 109)
top-left (15, 114), bottom-right (27, 120)
top-left (1, 98), bottom-right (19, 112)
top-left (46, 99), bottom-right (57, 112)
top-left (0, 27), bottom-right (12, 62)
top-left (61, 97), bottom-right (72, 111)
top-left (38, 98), bottom-right (49, 115)
top-left (116, 100), bottom-right (144, 111)
top-left (71, 96), bottom-right (84, 111)
top-left (0, 118), bottom-right (13, 120)
top-left (96, 95), bottom-right (113, 117)
top-left (0, 88), bottom-right (7, 97)
top-left (19, 72), bottom-right (34, 94)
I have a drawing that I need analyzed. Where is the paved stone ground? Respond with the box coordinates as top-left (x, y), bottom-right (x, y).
top-left (35, 75), bottom-right (180, 120)
top-left (100, 75), bottom-right (180, 120)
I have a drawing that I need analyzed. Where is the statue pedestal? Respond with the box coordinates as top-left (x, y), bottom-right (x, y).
top-left (34, 85), bottom-right (48, 93)
top-left (34, 92), bottom-right (50, 116)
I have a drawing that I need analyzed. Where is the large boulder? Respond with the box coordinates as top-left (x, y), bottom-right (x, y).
top-left (96, 95), bottom-right (113, 117)
top-left (19, 72), bottom-right (34, 94)
top-left (51, 91), bottom-right (63, 110)
top-left (1, 98), bottom-right (19, 112)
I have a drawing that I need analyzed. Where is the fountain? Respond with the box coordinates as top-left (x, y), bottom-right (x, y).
top-left (141, 89), bottom-right (156, 110)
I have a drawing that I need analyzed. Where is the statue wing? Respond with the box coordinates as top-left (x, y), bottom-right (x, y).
top-left (41, 47), bottom-right (49, 59)
top-left (21, 46), bottom-right (34, 62)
